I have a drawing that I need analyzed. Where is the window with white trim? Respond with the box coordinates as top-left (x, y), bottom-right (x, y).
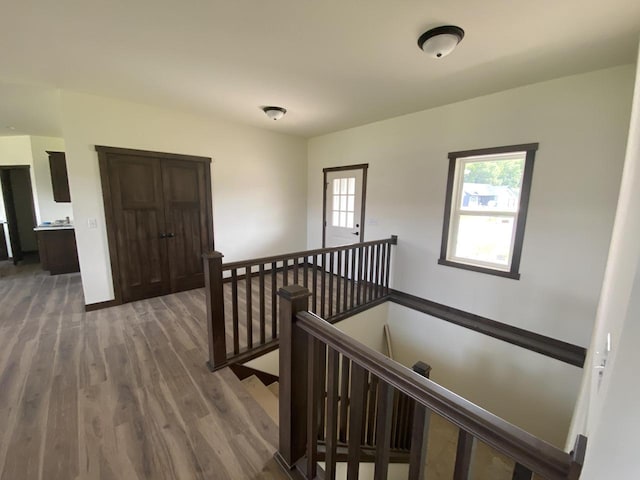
top-left (439, 143), bottom-right (538, 279)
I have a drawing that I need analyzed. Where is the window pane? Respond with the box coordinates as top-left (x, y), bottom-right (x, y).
top-left (453, 215), bottom-right (515, 266)
top-left (332, 211), bottom-right (340, 226)
top-left (460, 157), bottom-right (525, 212)
top-left (333, 195), bottom-right (340, 210)
top-left (346, 212), bottom-right (354, 228)
top-left (339, 211), bottom-right (347, 227)
top-left (348, 177), bottom-right (356, 194)
top-left (340, 178), bottom-right (348, 194)
top-left (340, 195), bottom-right (347, 211)
top-left (347, 195), bottom-right (355, 212)
top-left (333, 179), bottom-right (340, 195)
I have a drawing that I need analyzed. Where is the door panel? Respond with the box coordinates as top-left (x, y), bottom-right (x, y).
top-left (162, 160), bottom-right (210, 292)
top-left (324, 169), bottom-right (365, 248)
top-left (109, 155), bottom-right (170, 302)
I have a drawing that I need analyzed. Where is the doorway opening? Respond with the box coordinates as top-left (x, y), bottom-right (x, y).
top-left (322, 164), bottom-right (368, 248)
top-left (0, 166), bottom-right (39, 265)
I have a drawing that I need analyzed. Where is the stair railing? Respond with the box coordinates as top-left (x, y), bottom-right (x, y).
top-left (275, 284), bottom-right (587, 480)
top-left (203, 236), bottom-right (397, 371)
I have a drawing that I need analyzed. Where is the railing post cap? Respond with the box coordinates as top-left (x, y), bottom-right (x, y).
top-left (202, 251), bottom-right (224, 259)
top-left (412, 361), bottom-right (432, 378)
top-left (278, 285), bottom-right (311, 300)
top-left (390, 235), bottom-right (398, 244)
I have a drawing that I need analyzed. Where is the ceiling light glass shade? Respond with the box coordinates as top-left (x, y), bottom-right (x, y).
top-left (418, 26), bottom-right (465, 59)
top-left (262, 106), bottom-right (287, 120)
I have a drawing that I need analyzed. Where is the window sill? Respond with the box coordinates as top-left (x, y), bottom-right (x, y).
top-left (437, 258), bottom-right (521, 280)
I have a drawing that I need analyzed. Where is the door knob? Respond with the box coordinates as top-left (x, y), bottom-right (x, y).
top-left (166, 233), bottom-right (175, 238)
top-left (352, 232), bottom-right (359, 236)
top-left (159, 233), bottom-right (167, 239)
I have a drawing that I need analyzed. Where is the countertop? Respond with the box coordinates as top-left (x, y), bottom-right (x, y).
top-left (33, 225), bottom-right (75, 231)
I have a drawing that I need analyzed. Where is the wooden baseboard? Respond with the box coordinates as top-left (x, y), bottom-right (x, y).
top-left (85, 299), bottom-right (121, 312)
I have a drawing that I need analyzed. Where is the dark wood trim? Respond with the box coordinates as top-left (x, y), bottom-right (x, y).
top-left (325, 294), bottom-right (388, 324)
top-left (439, 143), bottom-right (538, 280)
top-left (437, 258), bottom-right (521, 280)
top-left (510, 147), bottom-right (537, 275)
top-left (95, 145), bottom-right (212, 164)
top-left (389, 289), bottom-right (586, 368)
top-left (229, 363), bottom-right (279, 385)
top-left (96, 145), bottom-right (214, 305)
top-left (85, 299), bottom-right (120, 312)
top-left (448, 143), bottom-right (540, 159)
top-left (0, 165), bottom-right (31, 170)
top-left (322, 164), bottom-right (368, 248)
top-left (96, 148), bottom-right (124, 306)
top-left (223, 236), bottom-right (394, 271)
top-left (294, 310), bottom-right (576, 480)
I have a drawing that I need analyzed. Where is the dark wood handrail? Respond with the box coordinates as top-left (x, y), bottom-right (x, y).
top-left (221, 235), bottom-right (397, 271)
top-left (295, 310), bottom-right (577, 480)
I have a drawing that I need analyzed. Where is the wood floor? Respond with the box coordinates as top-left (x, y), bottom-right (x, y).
top-left (0, 261), bottom-right (288, 480)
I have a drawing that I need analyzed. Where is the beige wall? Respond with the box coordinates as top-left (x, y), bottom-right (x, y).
top-left (572, 46), bottom-right (640, 478)
top-left (60, 92), bottom-right (308, 305)
top-left (307, 65), bottom-right (635, 445)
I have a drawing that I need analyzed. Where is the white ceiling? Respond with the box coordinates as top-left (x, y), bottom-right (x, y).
top-left (0, 0), bottom-right (639, 138)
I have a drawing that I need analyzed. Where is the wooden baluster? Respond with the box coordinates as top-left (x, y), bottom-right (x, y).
top-left (312, 254), bottom-right (318, 313)
top-left (203, 251), bottom-right (226, 370)
top-left (328, 251), bottom-right (334, 317)
top-left (335, 250), bottom-right (342, 315)
top-left (343, 249), bottom-right (350, 311)
top-left (349, 247), bottom-right (356, 309)
top-left (453, 430), bottom-right (475, 480)
top-left (325, 348), bottom-right (340, 480)
top-left (362, 246), bottom-right (371, 303)
top-left (408, 401), bottom-right (430, 480)
top-left (360, 372), bottom-right (370, 444)
top-left (512, 463), bottom-right (533, 480)
top-left (293, 257), bottom-right (299, 284)
top-left (347, 363), bottom-right (367, 480)
top-left (320, 253), bottom-right (326, 318)
top-left (303, 256), bottom-right (309, 288)
top-left (385, 241), bottom-right (393, 294)
top-left (376, 243), bottom-right (383, 298)
top-left (379, 242), bottom-right (387, 298)
top-left (372, 244), bottom-right (379, 300)
top-left (306, 336), bottom-right (319, 479)
top-left (366, 374), bottom-right (378, 445)
top-left (231, 268), bottom-right (240, 354)
top-left (317, 343), bottom-right (328, 442)
top-left (276, 285), bottom-right (311, 470)
top-left (283, 258), bottom-right (289, 286)
top-left (246, 266), bottom-right (253, 349)
top-left (271, 261), bottom-right (277, 339)
top-left (373, 382), bottom-right (394, 480)
top-left (259, 264), bottom-right (266, 345)
top-left (356, 246), bottom-right (363, 306)
top-left (339, 357), bottom-right (351, 443)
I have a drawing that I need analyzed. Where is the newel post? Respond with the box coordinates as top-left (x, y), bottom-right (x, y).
top-left (276, 285), bottom-right (312, 471)
top-left (203, 251), bottom-right (227, 371)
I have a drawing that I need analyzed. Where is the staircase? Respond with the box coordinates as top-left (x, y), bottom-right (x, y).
top-left (241, 374), bottom-right (279, 424)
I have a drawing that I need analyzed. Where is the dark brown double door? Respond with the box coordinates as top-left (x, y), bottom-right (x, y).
top-left (98, 147), bottom-right (214, 303)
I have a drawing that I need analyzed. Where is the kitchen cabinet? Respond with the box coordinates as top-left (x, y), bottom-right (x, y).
top-left (35, 227), bottom-right (80, 275)
top-left (47, 151), bottom-right (71, 203)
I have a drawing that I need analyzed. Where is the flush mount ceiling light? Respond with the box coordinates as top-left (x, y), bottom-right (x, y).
top-left (417, 25), bottom-right (465, 59)
top-left (262, 106), bottom-right (287, 121)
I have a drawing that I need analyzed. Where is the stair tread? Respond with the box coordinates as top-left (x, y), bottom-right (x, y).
top-left (242, 375), bottom-right (279, 424)
top-left (267, 381), bottom-right (279, 398)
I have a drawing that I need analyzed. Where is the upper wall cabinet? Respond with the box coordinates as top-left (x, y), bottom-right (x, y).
top-left (47, 151), bottom-right (71, 202)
